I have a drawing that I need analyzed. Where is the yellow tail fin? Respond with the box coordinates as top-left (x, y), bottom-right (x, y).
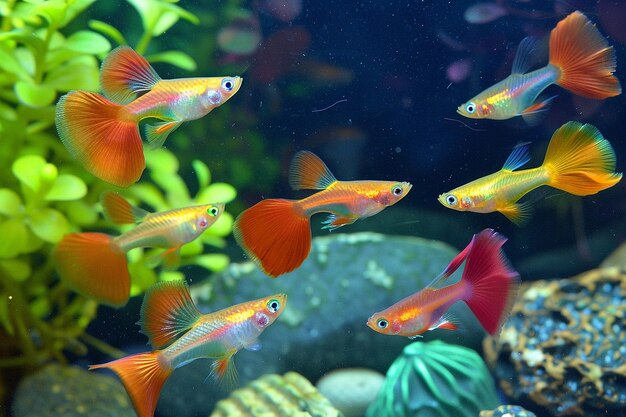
top-left (543, 122), bottom-right (622, 195)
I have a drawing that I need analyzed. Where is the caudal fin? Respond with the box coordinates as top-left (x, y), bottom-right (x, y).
top-left (550, 11), bottom-right (621, 99)
top-left (54, 233), bottom-right (130, 306)
top-left (233, 199), bottom-right (311, 277)
top-left (89, 351), bottom-right (172, 417)
top-left (55, 91), bottom-right (145, 187)
top-left (461, 229), bottom-right (520, 336)
top-left (543, 122), bottom-right (622, 195)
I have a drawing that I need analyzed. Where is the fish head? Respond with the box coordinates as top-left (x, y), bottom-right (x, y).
top-left (439, 190), bottom-right (481, 212)
top-left (250, 293), bottom-right (287, 330)
top-left (438, 192), bottom-right (463, 211)
top-left (457, 99), bottom-right (493, 119)
top-left (376, 181), bottom-right (413, 206)
top-left (193, 203), bottom-right (226, 232)
top-left (201, 76), bottom-right (243, 110)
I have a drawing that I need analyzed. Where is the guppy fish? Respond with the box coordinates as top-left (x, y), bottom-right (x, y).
top-left (55, 46), bottom-right (242, 187)
top-left (54, 192), bottom-right (224, 306)
top-left (438, 121), bottom-right (622, 225)
top-left (367, 229), bottom-right (519, 338)
top-left (233, 151), bottom-right (412, 277)
top-left (90, 281), bottom-right (286, 417)
top-left (457, 11), bottom-right (621, 123)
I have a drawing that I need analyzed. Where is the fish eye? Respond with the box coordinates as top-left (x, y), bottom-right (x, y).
top-left (266, 299), bottom-right (280, 313)
top-left (446, 195), bottom-right (458, 205)
top-left (392, 184), bottom-right (404, 196)
top-left (208, 206), bottom-right (219, 217)
top-left (222, 78), bottom-right (234, 92)
top-left (465, 102), bottom-right (476, 114)
top-left (377, 318), bottom-right (388, 329)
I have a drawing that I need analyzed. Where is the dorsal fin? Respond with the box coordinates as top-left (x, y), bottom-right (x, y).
top-left (288, 151), bottom-right (337, 190)
top-left (138, 281), bottom-right (202, 349)
top-left (502, 143), bottom-right (531, 171)
top-left (511, 37), bottom-right (539, 74)
top-left (100, 46), bottom-right (162, 104)
top-left (101, 191), bottom-right (149, 225)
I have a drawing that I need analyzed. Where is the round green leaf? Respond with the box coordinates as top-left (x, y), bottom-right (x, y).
top-left (59, 200), bottom-right (98, 226)
top-left (148, 51), bottom-right (196, 71)
top-left (153, 11), bottom-right (179, 36)
top-left (145, 148), bottom-right (179, 174)
top-left (1, 259), bottom-right (31, 281)
top-left (12, 155), bottom-right (46, 193)
top-left (158, 271), bottom-right (185, 282)
top-left (29, 207), bottom-right (70, 243)
top-left (45, 60), bottom-right (99, 92)
top-left (45, 174), bottom-right (87, 201)
top-left (180, 239), bottom-right (203, 257)
top-left (129, 257), bottom-right (157, 296)
top-left (194, 253), bottom-right (229, 272)
top-left (196, 182), bottom-right (237, 204)
top-left (192, 160), bottom-right (210, 189)
top-left (129, 183), bottom-right (168, 212)
top-left (31, 2), bottom-right (67, 28)
top-left (0, 189), bottom-right (22, 216)
top-left (14, 80), bottom-right (56, 108)
top-left (0, 219), bottom-right (29, 258)
top-left (64, 30), bottom-right (111, 54)
top-left (88, 20), bottom-right (127, 46)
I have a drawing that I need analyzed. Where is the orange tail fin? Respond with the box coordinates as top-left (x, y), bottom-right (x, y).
top-left (55, 91), bottom-right (145, 187)
top-left (89, 351), bottom-right (172, 417)
top-left (549, 11), bottom-right (621, 99)
top-left (461, 229), bottom-right (520, 336)
top-left (233, 199), bottom-right (311, 277)
top-left (54, 233), bottom-right (130, 306)
top-left (543, 122), bottom-right (622, 195)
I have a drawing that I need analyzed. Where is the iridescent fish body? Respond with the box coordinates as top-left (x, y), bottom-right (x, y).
top-left (55, 46), bottom-right (243, 187)
top-left (90, 281), bottom-right (286, 417)
top-left (457, 11), bottom-right (621, 123)
top-left (54, 192), bottom-right (224, 306)
top-left (438, 122), bottom-right (622, 225)
top-left (233, 151), bottom-right (412, 277)
top-left (367, 229), bottom-right (519, 338)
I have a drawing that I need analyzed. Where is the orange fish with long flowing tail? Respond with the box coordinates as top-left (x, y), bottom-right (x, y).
top-left (90, 281), bottom-right (286, 417)
top-left (54, 192), bottom-right (224, 306)
top-left (457, 11), bottom-right (620, 123)
top-left (438, 121), bottom-right (622, 225)
top-left (55, 46), bottom-right (242, 187)
top-left (233, 151), bottom-right (412, 277)
top-left (367, 229), bottom-right (519, 338)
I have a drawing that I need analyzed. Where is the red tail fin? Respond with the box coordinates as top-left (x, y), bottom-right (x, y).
top-left (55, 91), bottom-right (145, 187)
top-left (233, 199), bottom-right (311, 277)
top-left (54, 233), bottom-right (130, 306)
top-left (461, 229), bottom-right (520, 336)
top-left (549, 11), bottom-right (621, 99)
top-left (89, 352), bottom-right (172, 417)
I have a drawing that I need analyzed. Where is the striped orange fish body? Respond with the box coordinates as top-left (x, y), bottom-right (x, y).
top-left (90, 281), bottom-right (286, 417)
top-left (233, 151), bottom-right (412, 277)
top-left (457, 11), bottom-right (620, 123)
top-left (438, 122), bottom-right (622, 225)
top-left (55, 46), bottom-right (242, 187)
top-left (54, 192), bottom-right (224, 306)
top-left (368, 229), bottom-right (520, 338)
top-left (297, 179), bottom-right (410, 227)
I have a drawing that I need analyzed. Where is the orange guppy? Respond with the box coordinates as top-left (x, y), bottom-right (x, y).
top-left (55, 46), bottom-right (242, 187)
top-left (457, 11), bottom-right (621, 123)
top-left (367, 229), bottom-right (520, 338)
top-left (233, 150), bottom-right (412, 277)
top-left (438, 122), bottom-right (622, 225)
top-left (54, 192), bottom-right (224, 306)
top-left (90, 281), bottom-right (286, 417)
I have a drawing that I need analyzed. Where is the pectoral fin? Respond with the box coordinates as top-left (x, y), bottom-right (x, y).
top-left (520, 96), bottom-right (557, 126)
top-left (209, 349), bottom-right (238, 389)
top-left (321, 214), bottom-right (357, 231)
top-left (499, 201), bottom-right (533, 226)
top-left (145, 121), bottom-right (182, 149)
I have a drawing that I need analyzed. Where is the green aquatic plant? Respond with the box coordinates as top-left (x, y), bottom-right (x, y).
top-left (366, 340), bottom-right (499, 417)
top-left (0, 0), bottom-right (238, 375)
